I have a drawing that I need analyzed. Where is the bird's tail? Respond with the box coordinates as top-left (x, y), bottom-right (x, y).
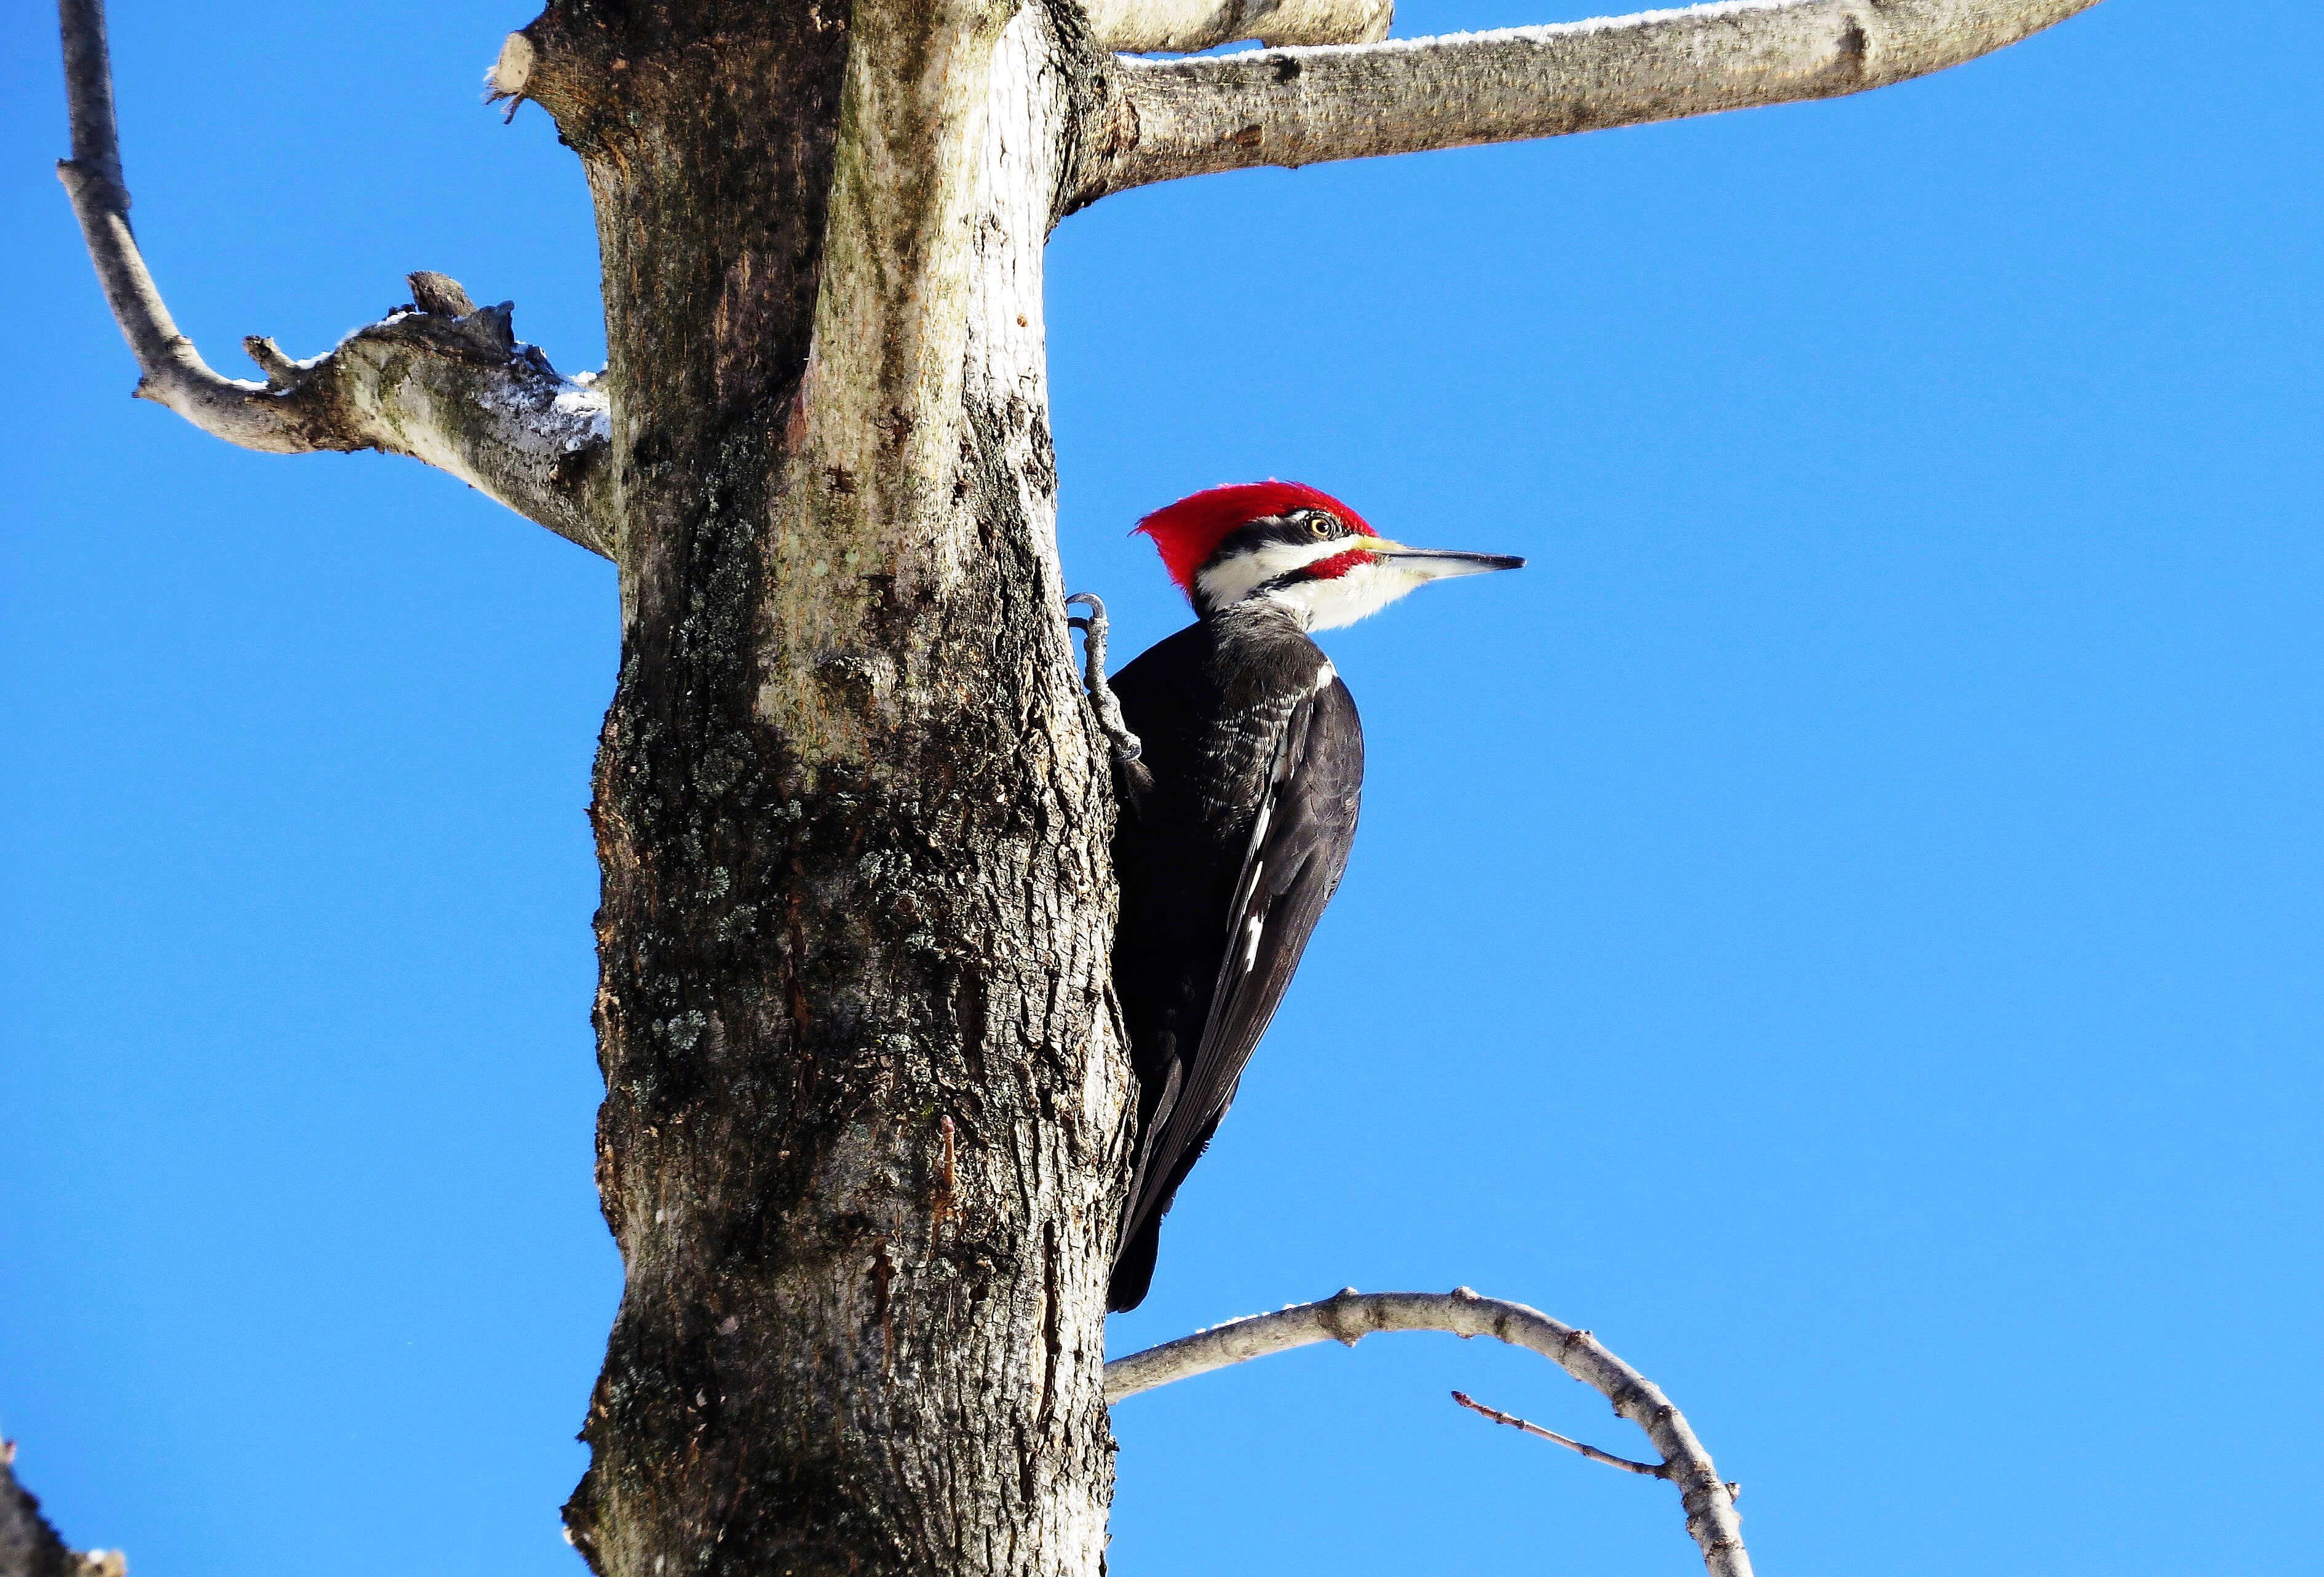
top-left (1108, 1104), bottom-right (1224, 1313)
top-left (1107, 1214), bottom-right (1163, 1313)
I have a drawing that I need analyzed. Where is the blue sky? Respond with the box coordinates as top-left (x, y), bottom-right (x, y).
top-left (2, 1), bottom-right (2316, 1574)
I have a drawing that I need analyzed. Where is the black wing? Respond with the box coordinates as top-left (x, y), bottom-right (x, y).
top-left (1121, 675), bottom-right (1364, 1253)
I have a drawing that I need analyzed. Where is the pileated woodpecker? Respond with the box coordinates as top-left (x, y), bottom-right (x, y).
top-left (1076, 482), bottom-right (1523, 1313)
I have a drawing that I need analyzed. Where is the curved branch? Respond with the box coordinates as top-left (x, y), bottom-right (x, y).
top-left (1106, 1287), bottom-right (1751, 1577)
top-left (56, 0), bottom-right (613, 558)
top-left (1073, 0), bottom-right (2108, 204)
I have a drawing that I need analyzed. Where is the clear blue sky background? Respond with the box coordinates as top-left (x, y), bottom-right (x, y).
top-left (2, 1), bottom-right (2316, 1573)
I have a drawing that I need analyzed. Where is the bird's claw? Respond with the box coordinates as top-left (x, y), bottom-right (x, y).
top-left (1066, 592), bottom-right (1143, 765)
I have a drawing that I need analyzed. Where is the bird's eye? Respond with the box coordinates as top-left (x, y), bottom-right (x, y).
top-left (1307, 514), bottom-right (1335, 538)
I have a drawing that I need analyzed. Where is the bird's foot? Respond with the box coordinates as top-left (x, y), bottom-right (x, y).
top-left (1066, 592), bottom-right (1143, 765)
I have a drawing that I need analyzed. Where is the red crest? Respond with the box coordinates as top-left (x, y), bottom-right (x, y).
top-left (1135, 481), bottom-right (1376, 598)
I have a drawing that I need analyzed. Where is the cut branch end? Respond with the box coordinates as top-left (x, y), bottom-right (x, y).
top-left (486, 31), bottom-right (534, 102)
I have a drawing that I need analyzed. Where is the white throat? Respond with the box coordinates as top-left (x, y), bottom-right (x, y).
top-left (1272, 560), bottom-right (1427, 630)
top-left (1196, 541), bottom-right (1424, 631)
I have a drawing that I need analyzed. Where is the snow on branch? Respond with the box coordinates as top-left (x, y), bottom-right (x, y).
top-left (55, 0), bottom-right (614, 559)
top-left (1105, 1287), bottom-right (1752, 1577)
top-left (1072, 0), bottom-right (2107, 203)
top-left (1085, 0), bottom-right (1390, 55)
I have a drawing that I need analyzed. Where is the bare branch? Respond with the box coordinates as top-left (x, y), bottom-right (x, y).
top-left (1106, 1287), bottom-right (1751, 1577)
top-left (1073, 0), bottom-right (2108, 204)
top-left (1085, 0), bottom-right (1390, 56)
top-left (1, 1439), bottom-right (124, 1577)
top-left (1450, 1388), bottom-right (1669, 1477)
top-left (55, 0), bottom-right (613, 558)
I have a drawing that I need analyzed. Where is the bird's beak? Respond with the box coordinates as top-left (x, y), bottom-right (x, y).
top-left (1363, 539), bottom-right (1526, 580)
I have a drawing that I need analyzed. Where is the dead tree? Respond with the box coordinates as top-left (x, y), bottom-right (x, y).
top-left (50, 1), bottom-right (2106, 1573)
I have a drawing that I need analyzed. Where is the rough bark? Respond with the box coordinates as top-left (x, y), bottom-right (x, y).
top-left (1073, 0), bottom-right (2108, 202)
top-left (523, 4), bottom-right (1131, 1574)
top-left (0, 1444), bottom-right (123, 1577)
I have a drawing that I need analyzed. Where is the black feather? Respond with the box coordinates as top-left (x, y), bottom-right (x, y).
top-left (1105, 605), bottom-right (1363, 1311)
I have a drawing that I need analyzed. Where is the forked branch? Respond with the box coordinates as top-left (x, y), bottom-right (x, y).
top-left (1106, 1287), bottom-right (1751, 1577)
top-left (56, 0), bottom-right (613, 558)
top-left (1074, 0), bottom-right (2108, 204)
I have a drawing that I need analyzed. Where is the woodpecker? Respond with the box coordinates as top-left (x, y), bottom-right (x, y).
top-left (1077, 481), bottom-right (1523, 1313)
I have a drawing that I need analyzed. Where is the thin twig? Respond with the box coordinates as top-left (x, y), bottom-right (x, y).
top-left (1451, 1389), bottom-right (1667, 1478)
top-left (1106, 1287), bottom-right (1751, 1577)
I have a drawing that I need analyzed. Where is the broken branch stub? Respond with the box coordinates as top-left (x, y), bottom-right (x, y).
top-left (488, 31), bottom-right (535, 101)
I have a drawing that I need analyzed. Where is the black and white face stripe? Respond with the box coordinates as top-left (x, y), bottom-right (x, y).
top-left (1193, 509), bottom-right (1370, 614)
top-left (1204, 508), bottom-right (1357, 567)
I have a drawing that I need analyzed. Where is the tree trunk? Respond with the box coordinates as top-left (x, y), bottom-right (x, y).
top-left (523, 4), bottom-right (1132, 1573)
